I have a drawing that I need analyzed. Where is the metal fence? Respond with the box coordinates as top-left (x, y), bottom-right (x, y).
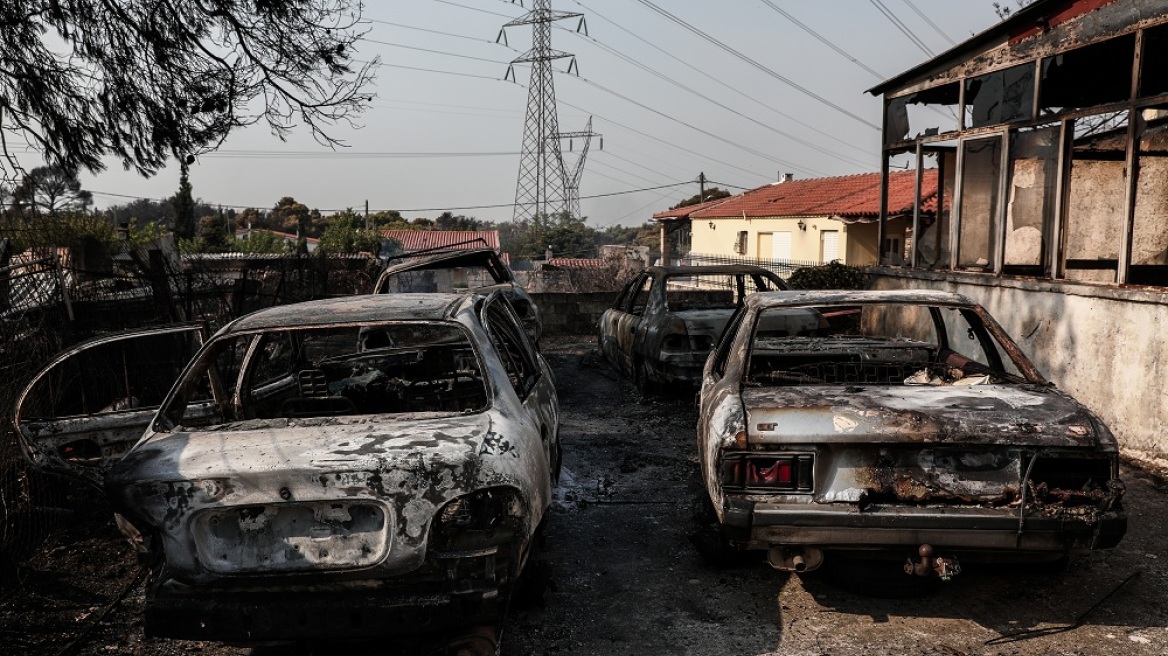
top-left (0, 240), bottom-right (382, 574)
top-left (681, 252), bottom-right (820, 280)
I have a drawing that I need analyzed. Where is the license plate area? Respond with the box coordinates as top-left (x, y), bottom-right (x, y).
top-left (193, 502), bottom-right (389, 574)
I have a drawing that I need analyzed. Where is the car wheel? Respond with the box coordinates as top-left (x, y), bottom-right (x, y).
top-left (633, 356), bottom-right (656, 397)
top-left (688, 493), bottom-right (753, 567)
top-left (821, 552), bottom-right (943, 598)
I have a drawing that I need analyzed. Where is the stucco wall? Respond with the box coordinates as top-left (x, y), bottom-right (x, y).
top-left (688, 216), bottom-right (903, 265)
top-left (870, 267), bottom-right (1168, 469)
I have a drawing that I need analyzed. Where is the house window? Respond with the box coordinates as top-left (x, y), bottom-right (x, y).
top-left (734, 231), bottom-right (748, 254)
top-left (772, 232), bottom-right (792, 261)
top-left (821, 230), bottom-right (840, 263)
top-left (883, 237), bottom-right (903, 264)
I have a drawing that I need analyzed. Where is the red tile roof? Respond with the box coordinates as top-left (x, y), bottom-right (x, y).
top-left (547, 258), bottom-right (607, 269)
top-left (669, 170), bottom-right (938, 223)
top-left (380, 230), bottom-right (500, 252)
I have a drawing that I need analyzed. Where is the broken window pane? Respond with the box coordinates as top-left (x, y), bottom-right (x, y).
top-left (1141, 24), bottom-right (1168, 98)
top-left (1063, 111), bottom-right (1130, 283)
top-left (964, 64), bottom-right (1034, 128)
top-left (1040, 34), bottom-right (1135, 115)
top-left (1003, 124), bottom-right (1060, 274)
top-left (1130, 105), bottom-right (1168, 284)
top-left (884, 83), bottom-right (960, 144)
top-left (912, 147), bottom-right (954, 269)
top-left (957, 136), bottom-right (1003, 270)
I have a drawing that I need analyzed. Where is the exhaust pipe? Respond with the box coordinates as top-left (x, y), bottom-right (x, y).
top-left (768, 547), bottom-right (823, 572)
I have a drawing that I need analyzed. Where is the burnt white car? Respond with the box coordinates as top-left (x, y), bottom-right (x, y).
top-left (599, 265), bottom-right (807, 392)
top-left (698, 290), bottom-right (1125, 580)
top-left (15, 293), bottom-right (559, 641)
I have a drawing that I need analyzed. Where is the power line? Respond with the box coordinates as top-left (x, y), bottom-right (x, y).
top-left (380, 61), bottom-right (505, 81)
top-left (629, 0), bottom-right (880, 130)
top-left (756, 0), bottom-right (884, 79)
top-left (89, 181), bottom-right (695, 213)
top-left (363, 38), bottom-right (511, 65)
top-left (428, 0), bottom-right (516, 20)
top-left (568, 75), bottom-right (829, 177)
top-left (564, 24), bottom-right (873, 170)
top-left (366, 18), bottom-right (500, 46)
top-left (899, 0), bottom-right (957, 46)
top-left (868, 0), bottom-right (934, 57)
top-left (202, 150), bottom-right (521, 159)
top-left (571, 0), bottom-right (873, 160)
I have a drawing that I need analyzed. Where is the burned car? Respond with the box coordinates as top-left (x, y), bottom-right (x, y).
top-left (599, 265), bottom-right (806, 392)
top-left (15, 293), bottom-right (560, 641)
top-left (375, 247), bottom-right (542, 344)
top-left (697, 290), bottom-right (1125, 579)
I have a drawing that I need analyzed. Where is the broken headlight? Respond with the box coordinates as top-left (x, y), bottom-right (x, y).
top-left (429, 487), bottom-right (524, 554)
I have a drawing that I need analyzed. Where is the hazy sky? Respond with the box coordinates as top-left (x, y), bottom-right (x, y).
top-left (79, 1), bottom-right (1003, 227)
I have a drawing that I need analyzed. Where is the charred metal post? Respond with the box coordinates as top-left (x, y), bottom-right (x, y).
top-left (1117, 30), bottom-right (1145, 285)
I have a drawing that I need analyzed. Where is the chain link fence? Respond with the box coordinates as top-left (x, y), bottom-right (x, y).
top-left (0, 235), bottom-right (382, 576)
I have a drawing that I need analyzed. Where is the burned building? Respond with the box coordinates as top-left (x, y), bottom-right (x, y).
top-left (868, 0), bottom-right (1168, 469)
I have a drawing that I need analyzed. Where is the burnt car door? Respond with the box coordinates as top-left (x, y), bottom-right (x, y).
top-left (608, 273), bottom-right (654, 376)
top-left (482, 295), bottom-right (560, 481)
top-left (14, 324), bottom-right (207, 487)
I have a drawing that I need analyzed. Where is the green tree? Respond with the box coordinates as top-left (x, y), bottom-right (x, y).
top-left (194, 210), bottom-right (232, 253)
top-left (317, 208), bottom-right (380, 254)
top-left (172, 162), bottom-right (195, 240)
top-left (269, 196), bottom-right (312, 236)
top-left (434, 212), bottom-right (486, 231)
top-left (0, 1), bottom-right (376, 182)
top-left (11, 166), bottom-right (93, 216)
top-left (237, 230), bottom-right (287, 254)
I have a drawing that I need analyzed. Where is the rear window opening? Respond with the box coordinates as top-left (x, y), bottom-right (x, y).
top-left (745, 303), bottom-right (1026, 387)
top-left (162, 323), bottom-right (489, 430)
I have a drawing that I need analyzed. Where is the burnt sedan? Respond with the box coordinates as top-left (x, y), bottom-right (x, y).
top-left (375, 247), bottom-right (542, 345)
top-left (15, 293), bottom-right (559, 642)
top-left (697, 290), bottom-right (1125, 580)
top-left (599, 265), bottom-right (811, 392)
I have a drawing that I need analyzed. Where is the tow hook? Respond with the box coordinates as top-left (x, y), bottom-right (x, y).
top-left (904, 543), bottom-right (961, 581)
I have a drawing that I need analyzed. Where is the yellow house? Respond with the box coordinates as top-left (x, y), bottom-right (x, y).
top-left (656, 171), bottom-right (938, 266)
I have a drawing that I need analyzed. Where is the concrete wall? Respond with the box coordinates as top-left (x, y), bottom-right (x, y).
top-left (870, 267), bottom-right (1168, 470)
top-left (530, 292), bottom-right (618, 336)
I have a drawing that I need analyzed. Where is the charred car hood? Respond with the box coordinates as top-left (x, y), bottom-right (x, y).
top-left (109, 413), bottom-right (499, 485)
top-left (743, 384), bottom-right (1107, 449)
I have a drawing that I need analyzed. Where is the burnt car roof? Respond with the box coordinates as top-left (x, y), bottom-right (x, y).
top-left (647, 264), bottom-right (784, 277)
top-left (225, 294), bottom-right (470, 333)
top-left (382, 248), bottom-right (507, 275)
top-left (745, 289), bottom-right (975, 309)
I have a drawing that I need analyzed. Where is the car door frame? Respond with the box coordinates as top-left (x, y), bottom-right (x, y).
top-left (13, 323), bottom-right (208, 487)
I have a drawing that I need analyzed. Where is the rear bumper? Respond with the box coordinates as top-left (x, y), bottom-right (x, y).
top-left (146, 586), bottom-right (505, 641)
top-left (726, 499), bottom-right (1126, 553)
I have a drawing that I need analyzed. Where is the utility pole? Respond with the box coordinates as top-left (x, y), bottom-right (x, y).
top-left (699, 171), bottom-right (707, 203)
top-left (364, 199), bottom-right (370, 231)
top-left (502, 0), bottom-right (585, 223)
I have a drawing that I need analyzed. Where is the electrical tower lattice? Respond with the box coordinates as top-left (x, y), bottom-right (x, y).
top-left (504, 0), bottom-right (592, 222)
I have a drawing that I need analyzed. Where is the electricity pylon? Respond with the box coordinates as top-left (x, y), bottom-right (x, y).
top-left (556, 117), bottom-right (601, 220)
top-left (502, 0), bottom-right (584, 222)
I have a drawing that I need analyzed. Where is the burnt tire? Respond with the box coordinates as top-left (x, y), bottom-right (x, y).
top-left (688, 494), bottom-right (754, 568)
top-left (632, 356), bottom-right (657, 397)
top-left (822, 553), bottom-right (943, 598)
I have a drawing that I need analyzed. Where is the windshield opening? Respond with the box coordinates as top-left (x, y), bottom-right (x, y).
top-left (160, 322), bottom-right (488, 430)
top-left (664, 273), bottom-right (784, 311)
top-left (745, 303), bottom-right (1028, 387)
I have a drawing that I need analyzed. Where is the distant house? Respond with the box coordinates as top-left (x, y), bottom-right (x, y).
top-left (654, 171), bottom-right (938, 266)
top-left (234, 229), bottom-right (318, 253)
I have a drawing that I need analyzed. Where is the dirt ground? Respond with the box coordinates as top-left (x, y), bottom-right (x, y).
top-left (3, 339), bottom-right (1168, 655)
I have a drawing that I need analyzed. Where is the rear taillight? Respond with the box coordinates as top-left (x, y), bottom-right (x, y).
top-left (722, 454), bottom-right (814, 492)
